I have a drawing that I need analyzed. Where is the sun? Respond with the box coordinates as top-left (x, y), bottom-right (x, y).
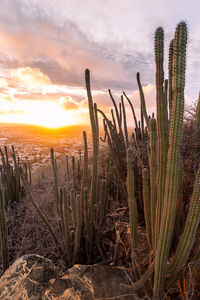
top-left (29, 102), bottom-right (79, 128)
top-left (0, 99), bottom-right (88, 128)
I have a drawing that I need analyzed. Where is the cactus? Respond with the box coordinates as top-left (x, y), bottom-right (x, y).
top-left (123, 91), bottom-right (139, 134)
top-left (136, 72), bottom-right (149, 129)
top-left (63, 187), bottom-right (71, 260)
top-left (0, 146), bottom-right (23, 206)
top-left (51, 147), bottom-right (60, 207)
top-left (74, 194), bottom-right (82, 261)
top-left (28, 161), bottom-right (31, 186)
top-left (154, 26), bottom-right (169, 246)
top-left (85, 69), bottom-right (99, 227)
top-left (142, 168), bottom-right (152, 248)
top-left (166, 165), bottom-right (200, 287)
top-left (0, 188), bottom-right (9, 271)
top-left (18, 166), bottom-right (62, 253)
top-left (72, 156), bottom-right (76, 189)
top-left (168, 39), bottom-right (174, 119)
top-left (195, 92), bottom-right (200, 129)
top-left (111, 108), bottom-right (117, 129)
top-left (66, 155), bottom-right (69, 177)
top-left (149, 117), bottom-right (158, 248)
top-left (108, 89), bottom-right (123, 139)
top-left (153, 22), bottom-right (187, 299)
top-left (70, 188), bottom-right (77, 227)
top-left (99, 179), bottom-right (107, 229)
top-left (127, 148), bottom-right (137, 249)
top-left (121, 95), bottom-right (129, 147)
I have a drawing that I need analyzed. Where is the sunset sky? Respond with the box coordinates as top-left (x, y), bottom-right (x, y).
top-left (0, 0), bottom-right (199, 128)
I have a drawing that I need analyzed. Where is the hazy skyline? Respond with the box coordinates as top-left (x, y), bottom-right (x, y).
top-left (0, 0), bottom-right (199, 127)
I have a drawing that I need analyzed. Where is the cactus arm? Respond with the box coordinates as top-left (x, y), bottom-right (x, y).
top-left (111, 108), bottom-right (117, 130)
top-left (108, 89), bottom-right (123, 138)
top-left (123, 91), bottom-right (139, 131)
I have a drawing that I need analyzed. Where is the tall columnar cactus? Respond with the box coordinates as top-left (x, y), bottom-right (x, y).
top-left (127, 148), bottom-right (137, 249)
top-left (108, 88), bottom-right (123, 139)
top-left (66, 155), bottom-right (69, 177)
top-left (0, 188), bottom-right (9, 271)
top-left (154, 27), bottom-right (169, 246)
top-left (195, 92), bottom-right (200, 129)
top-left (136, 72), bottom-right (149, 129)
top-left (166, 165), bottom-right (200, 287)
top-left (63, 187), bottom-right (71, 260)
top-left (74, 194), bottom-right (82, 262)
top-left (123, 91), bottom-right (139, 135)
top-left (195, 93), bottom-right (200, 151)
top-left (168, 39), bottom-right (174, 120)
top-left (121, 95), bottom-right (129, 148)
top-left (149, 117), bottom-right (158, 248)
top-left (153, 22), bottom-right (187, 299)
top-left (51, 147), bottom-right (60, 207)
top-left (72, 156), bottom-right (76, 189)
top-left (85, 70), bottom-right (99, 226)
top-left (142, 168), bottom-right (152, 248)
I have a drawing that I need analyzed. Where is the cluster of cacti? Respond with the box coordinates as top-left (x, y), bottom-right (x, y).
top-left (97, 75), bottom-right (150, 222)
top-left (0, 146), bottom-right (31, 208)
top-left (0, 146), bottom-right (32, 271)
top-left (96, 21), bottom-right (200, 299)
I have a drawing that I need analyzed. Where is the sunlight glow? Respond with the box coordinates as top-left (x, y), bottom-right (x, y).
top-left (0, 98), bottom-right (88, 128)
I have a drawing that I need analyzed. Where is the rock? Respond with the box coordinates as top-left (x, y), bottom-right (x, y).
top-left (0, 254), bottom-right (142, 299)
top-left (67, 264), bottom-right (141, 299)
top-left (0, 254), bottom-right (93, 300)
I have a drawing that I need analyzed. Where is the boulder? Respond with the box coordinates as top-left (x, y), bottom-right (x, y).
top-left (0, 254), bottom-right (142, 299)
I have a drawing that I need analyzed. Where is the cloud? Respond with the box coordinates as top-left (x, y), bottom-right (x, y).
top-left (0, 0), bottom-right (199, 127)
top-left (59, 96), bottom-right (80, 110)
top-left (8, 67), bottom-right (51, 88)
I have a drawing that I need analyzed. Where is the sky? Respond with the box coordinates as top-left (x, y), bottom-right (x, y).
top-left (0, 0), bottom-right (199, 127)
